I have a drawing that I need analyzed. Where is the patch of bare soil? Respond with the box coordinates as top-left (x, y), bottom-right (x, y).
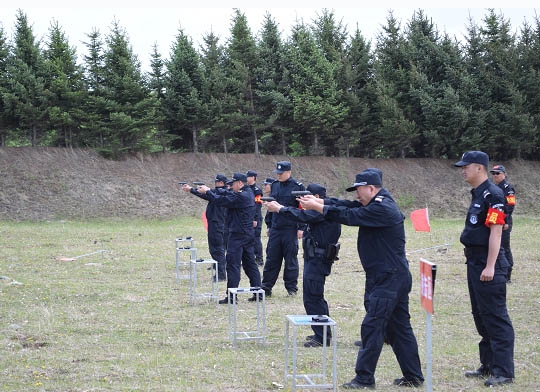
top-left (1, 147), bottom-right (538, 220)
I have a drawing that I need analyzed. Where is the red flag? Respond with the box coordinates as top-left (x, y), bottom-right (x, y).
top-left (410, 208), bottom-right (430, 232)
top-left (202, 210), bottom-right (208, 232)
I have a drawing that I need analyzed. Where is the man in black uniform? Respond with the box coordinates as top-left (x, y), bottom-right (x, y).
top-left (198, 173), bottom-right (262, 304)
top-left (182, 174), bottom-right (227, 281)
top-left (455, 151), bottom-right (514, 387)
top-left (263, 177), bottom-right (274, 195)
top-left (266, 184), bottom-right (341, 347)
top-left (246, 170), bottom-right (264, 266)
top-left (490, 164), bottom-right (516, 282)
top-left (223, 179), bottom-right (233, 251)
top-left (261, 161), bottom-right (306, 297)
top-left (300, 169), bottom-right (424, 389)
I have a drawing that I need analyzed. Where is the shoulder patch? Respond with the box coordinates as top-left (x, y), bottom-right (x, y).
top-left (482, 190), bottom-right (491, 199)
top-left (295, 180), bottom-right (303, 186)
top-left (504, 183), bottom-right (509, 188)
top-left (375, 196), bottom-right (384, 203)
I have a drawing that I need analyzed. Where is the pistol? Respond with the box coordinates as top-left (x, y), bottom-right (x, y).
top-left (261, 197), bottom-right (276, 202)
top-left (291, 191), bottom-right (312, 198)
top-left (192, 182), bottom-right (205, 186)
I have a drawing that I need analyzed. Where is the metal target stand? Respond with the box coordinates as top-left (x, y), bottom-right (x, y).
top-left (175, 237), bottom-right (196, 281)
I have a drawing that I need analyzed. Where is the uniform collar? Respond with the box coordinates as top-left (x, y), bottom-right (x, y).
top-left (367, 188), bottom-right (388, 205)
top-left (471, 179), bottom-right (490, 197)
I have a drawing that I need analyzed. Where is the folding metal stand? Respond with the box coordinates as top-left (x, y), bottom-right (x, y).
top-left (227, 287), bottom-right (266, 347)
top-left (189, 258), bottom-right (219, 305)
top-left (284, 315), bottom-right (337, 391)
top-left (175, 237), bottom-right (196, 281)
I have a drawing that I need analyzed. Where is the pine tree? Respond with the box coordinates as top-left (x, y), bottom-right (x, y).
top-left (476, 9), bottom-right (535, 159)
top-left (200, 31), bottom-right (228, 153)
top-left (101, 20), bottom-right (157, 156)
top-left (311, 9), bottom-right (349, 155)
top-left (163, 28), bottom-right (206, 152)
top-left (0, 24), bottom-right (14, 146)
top-left (405, 11), bottom-right (470, 158)
top-left (44, 20), bottom-right (86, 148)
top-left (516, 18), bottom-right (540, 159)
top-left (341, 26), bottom-right (375, 157)
top-left (81, 29), bottom-right (108, 148)
top-left (287, 22), bottom-right (348, 156)
top-left (255, 13), bottom-right (290, 155)
top-left (147, 43), bottom-right (170, 152)
top-left (223, 9), bottom-right (260, 155)
top-left (3, 10), bottom-right (50, 146)
top-left (373, 11), bottom-right (418, 157)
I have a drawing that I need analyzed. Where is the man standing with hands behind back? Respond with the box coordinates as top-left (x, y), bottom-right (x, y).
top-left (455, 151), bottom-right (514, 387)
top-left (489, 164), bottom-right (516, 282)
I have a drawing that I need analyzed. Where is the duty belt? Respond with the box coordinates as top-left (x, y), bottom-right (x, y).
top-left (464, 246), bottom-right (488, 258)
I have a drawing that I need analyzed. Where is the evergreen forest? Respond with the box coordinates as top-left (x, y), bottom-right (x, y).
top-left (1, 8), bottom-right (539, 160)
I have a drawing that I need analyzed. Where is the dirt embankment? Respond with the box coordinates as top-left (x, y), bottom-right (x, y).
top-left (1, 147), bottom-right (539, 221)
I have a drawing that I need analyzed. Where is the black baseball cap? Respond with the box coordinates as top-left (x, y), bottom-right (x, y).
top-left (366, 168), bottom-right (383, 181)
top-left (307, 183), bottom-right (326, 198)
top-left (490, 164), bottom-right (506, 174)
top-left (273, 161), bottom-right (291, 173)
top-left (455, 151), bottom-right (489, 168)
top-left (231, 172), bottom-right (247, 183)
top-left (346, 170), bottom-right (383, 192)
top-left (215, 173), bottom-right (227, 183)
top-left (263, 177), bottom-right (274, 185)
top-left (246, 170), bottom-right (257, 178)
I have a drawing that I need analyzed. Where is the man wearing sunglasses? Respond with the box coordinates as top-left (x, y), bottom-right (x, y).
top-left (489, 165), bottom-right (516, 283)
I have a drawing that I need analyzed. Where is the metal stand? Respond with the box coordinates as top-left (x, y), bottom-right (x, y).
top-left (175, 237), bottom-right (196, 281)
top-left (190, 258), bottom-right (219, 305)
top-left (227, 287), bottom-right (266, 347)
top-left (284, 315), bottom-right (337, 391)
top-left (426, 311), bottom-right (433, 392)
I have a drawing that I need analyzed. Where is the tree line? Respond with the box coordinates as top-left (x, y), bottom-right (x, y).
top-left (1, 8), bottom-right (539, 160)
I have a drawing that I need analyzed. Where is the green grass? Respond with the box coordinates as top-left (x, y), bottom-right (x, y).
top-left (1, 217), bottom-right (539, 391)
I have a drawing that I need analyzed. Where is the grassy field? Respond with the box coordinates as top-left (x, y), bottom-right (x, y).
top-left (1, 216), bottom-right (539, 391)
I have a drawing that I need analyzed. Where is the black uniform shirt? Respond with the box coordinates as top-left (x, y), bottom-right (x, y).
top-left (267, 177), bottom-right (306, 230)
top-left (460, 179), bottom-right (506, 248)
top-left (322, 188), bottom-right (409, 275)
top-left (249, 183), bottom-right (263, 222)
top-left (206, 185), bottom-right (255, 236)
top-left (497, 179), bottom-right (515, 225)
top-left (190, 186), bottom-right (226, 231)
top-left (279, 207), bottom-right (341, 249)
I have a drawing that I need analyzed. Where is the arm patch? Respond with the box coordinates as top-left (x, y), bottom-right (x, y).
top-left (485, 208), bottom-right (506, 227)
top-left (506, 195), bottom-right (515, 205)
